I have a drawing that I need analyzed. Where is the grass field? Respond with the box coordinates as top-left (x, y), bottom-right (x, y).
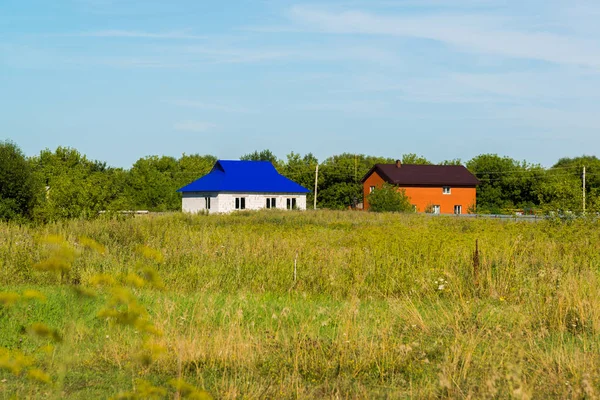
top-left (1, 211), bottom-right (600, 399)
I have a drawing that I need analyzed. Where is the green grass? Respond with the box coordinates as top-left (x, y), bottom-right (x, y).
top-left (1, 211), bottom-right (600, 398)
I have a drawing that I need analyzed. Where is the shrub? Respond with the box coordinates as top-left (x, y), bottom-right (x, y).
top-left (0, 141), bottom-right (39, 221)
top-left (367, 183), bottom-right (413, 212)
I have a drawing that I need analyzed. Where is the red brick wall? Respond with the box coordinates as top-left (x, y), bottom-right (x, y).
top-left (363, 171), bottom-right (386, 210)
top-left (363, 172), bottom-right (476, 213)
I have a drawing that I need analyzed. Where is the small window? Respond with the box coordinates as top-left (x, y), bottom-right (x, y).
top-left (266, 198), bottom-right (271, 209)
top-left (432, 205), bottom-right (441, 214)
top-left (442, 186), bottom-right (451, 194)
top-left (271, 198), bottom-right (276, 208)
top-left (204, 196), bottom-right (211, 210)
top-left (369, 186), bottom-right (375, 193)
top-left (235, 197), bottom-right (246, 210)
top-left (412, 204), bottom-right (417, 212)
top-left (286, 198), bottom-right (297, 210)
top-left (454, 205), bottom-right (462, 215)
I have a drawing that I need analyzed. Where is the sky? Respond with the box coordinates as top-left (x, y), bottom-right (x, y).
top-left (1, 0), bottom-right (600, 168)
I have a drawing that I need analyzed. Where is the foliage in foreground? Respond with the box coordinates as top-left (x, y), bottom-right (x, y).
top-left (1, 211), bottom-right (600, 398)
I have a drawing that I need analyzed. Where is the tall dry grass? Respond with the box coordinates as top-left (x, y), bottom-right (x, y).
top-left (1, 211), bottom-right (600, 398)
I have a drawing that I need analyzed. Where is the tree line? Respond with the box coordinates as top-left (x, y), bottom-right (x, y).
top-left (1, 140), bottom-right (598, 222)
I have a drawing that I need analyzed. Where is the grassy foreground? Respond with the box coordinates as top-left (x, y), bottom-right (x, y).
top-left (1, 211), bottom-right (600, 399)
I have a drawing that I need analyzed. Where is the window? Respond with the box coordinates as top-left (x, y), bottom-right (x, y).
top-left (454, 205), bottom-right (462, 215)
top-left (442, 186), bottom-right (451, 194)
top-left (235, 197), bottom-right (246, 210)
top-left (286, 198), bottom-right (297, 210)
top-left (412, 204), bottom-right (417, 212)
top-left (266, 198), bottom-right (277, 209)
top-left (369, 186), bottom-right (376, 193)
top-left (432, 205), bottom-right (441, 214)
top-left (204, 196), bottom-right (211, 210)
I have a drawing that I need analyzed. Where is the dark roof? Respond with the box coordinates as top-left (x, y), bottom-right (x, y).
top-left (178, 160), bottom-right (310, 193)
top-left (361, 164), bottom-right (479, 186)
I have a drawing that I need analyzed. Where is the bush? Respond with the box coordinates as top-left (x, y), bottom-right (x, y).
top-left (0, 141), bottom-right (39, 221)
top-left (368, 183), bottom-right (413, 212)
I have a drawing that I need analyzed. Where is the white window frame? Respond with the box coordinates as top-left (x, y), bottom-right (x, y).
top-left (286, 198), bottom-right (297, 210)
top-left (266, 198), bottom-right (277, 209)
top-left (432, 205), bottom-right (441, 214)
top-left (204, 196), bottom-right (211, 210)
top-left (442, 186), bottom-right (451, 195)
top-left (454, 205), bottom-right (462, 215)
top-left (235, 197), bottom-right (246, 210)
top-left (369, 186), bottom-right (376, 193)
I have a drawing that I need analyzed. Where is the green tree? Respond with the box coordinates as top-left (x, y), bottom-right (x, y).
top-left (318, 153), bottom-right (394, 209)
top-left (368, 183), bottom-right (412, 212)
top-left (125, 156), bottom-right (180, 212)
top-left (279, 152), bottom-right (318, 205)
top-left (401, 153), bottom-right (432, 165)
top-left (0, 141), bottom-right (39, 221)
top-left (175, 154), bottom-right (217, 190)
top-left (240, 149), bottom-right (279, 166)
top-left (466, 154), bottom-right (543, 213)
top-left (544, 155), bottom-right (600, 213)
top-left (30, 147), bottom-right (127, 220)
top-left (441, 158), bottom-right (463, 166)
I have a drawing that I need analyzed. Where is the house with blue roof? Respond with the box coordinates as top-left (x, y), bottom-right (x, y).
top-left (177, 160), bottom-right (310, 213)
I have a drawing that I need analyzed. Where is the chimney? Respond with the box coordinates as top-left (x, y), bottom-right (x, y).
top-left (395, 160), bottom-right (402, 168)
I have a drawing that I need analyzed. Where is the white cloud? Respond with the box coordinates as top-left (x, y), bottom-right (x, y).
top-left (173, 121), bottom-right (216, 133)
top-left (287, 5), bottom-right (600, 68)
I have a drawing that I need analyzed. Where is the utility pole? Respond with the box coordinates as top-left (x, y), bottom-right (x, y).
top-left (314, 164), bottom-right (319, 210)
top-left (583, 166), bottom-right (586, 214)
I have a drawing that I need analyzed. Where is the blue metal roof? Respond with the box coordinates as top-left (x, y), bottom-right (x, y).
top-left (177, 160), bottom-right (310, 193)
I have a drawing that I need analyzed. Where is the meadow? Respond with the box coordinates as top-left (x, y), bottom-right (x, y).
top-left (1, 211), bottom-right (600, 399)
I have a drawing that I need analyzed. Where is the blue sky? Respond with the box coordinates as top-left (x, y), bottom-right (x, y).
top-left (2, 0), bottom-right (599, 168)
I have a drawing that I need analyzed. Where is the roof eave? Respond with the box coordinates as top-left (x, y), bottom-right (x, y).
top-left (360, 165), bottom-right (394, 183)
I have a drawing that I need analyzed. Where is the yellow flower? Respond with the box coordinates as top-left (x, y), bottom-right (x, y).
top-left (22, 290), bottom-right (46, 302)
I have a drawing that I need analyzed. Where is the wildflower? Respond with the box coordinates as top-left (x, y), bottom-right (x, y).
top-left (28, 323), bottom-right (62, 342)
top-left (137, 342), bottom-right (166, 366)
top-left (27, 368), bottom-right (52, 384)
top-left (33, 245), bottom-right (76, 273)
top-left (22, 290), bottom-right (46, 302)
top-left (78, 236), bottom-right (107, 254)
top-left (168, 379), bottom-right (213, 399)
top-left (89, 274), bottom-right (116, 287)
top-left (136, 380), bottom-right (167, 398)
top-left (0, 292), bottom-right (20, 307)
top-left (123, 273), bottom-right (145, 288)
top-left (435, 277), bottom-right (447, 291)
top-left (0, 349), bottom-right (33, 376)
top-left (139, 266), bottom-right (164, 289)
top-left (39, 235), bottom-right (66, 245)
top-left (73, 286), bottom-right (97, 298)
top-left (137, 245), bottom-right (164, 263)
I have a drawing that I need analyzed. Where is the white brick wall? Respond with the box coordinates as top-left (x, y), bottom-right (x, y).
top-left (182, 192), bottom-right (219, 213)
top-left (182, 192), bottom-right (307, 214)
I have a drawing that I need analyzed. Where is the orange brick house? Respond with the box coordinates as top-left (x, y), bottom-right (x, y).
top-left (361, 160), bottom-right (479, 214)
